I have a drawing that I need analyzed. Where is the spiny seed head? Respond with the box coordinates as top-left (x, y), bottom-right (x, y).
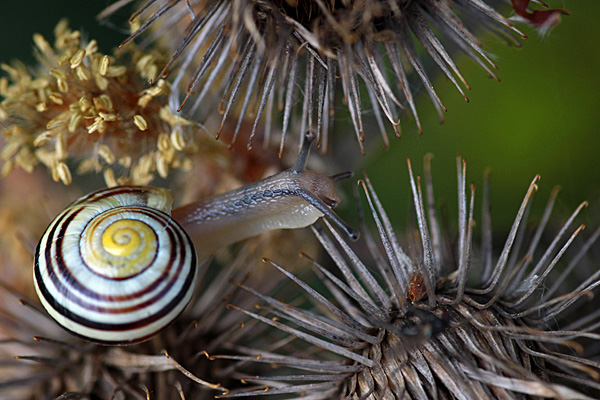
top-left (0, 223), bottom-right (320, 399)
top-left (0, 161), bottom-right (321, 399)
top-left (214, 156), bottom-right (600, 399)
top-left (0, 20), bottom-right (201, 187)
top-left (0, 281), bottom-right (227, 399)
top-left (101, 0), bottom-right (531, 155)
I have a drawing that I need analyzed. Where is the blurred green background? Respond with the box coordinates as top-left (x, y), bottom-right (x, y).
top-left (361, 1), bottom-right (600, 234)
top-left (1, 1), bottom-right (598, 235)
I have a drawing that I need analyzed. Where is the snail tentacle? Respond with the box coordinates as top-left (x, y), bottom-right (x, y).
top-left (294, 188), bottom-right (359, 241)
top-left (290, 131), bottom-right (314, 174)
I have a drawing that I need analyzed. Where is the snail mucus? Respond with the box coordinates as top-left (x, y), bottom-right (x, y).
top-left (33, 133), bottom-right (357, 345)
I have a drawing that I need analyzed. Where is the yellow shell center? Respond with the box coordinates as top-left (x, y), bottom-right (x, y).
top-left (83, 214), bottom-right (160, 279)
top-left (102, 220), bottom-right (145, 257)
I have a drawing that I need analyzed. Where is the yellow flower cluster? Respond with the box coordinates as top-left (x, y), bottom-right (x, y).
top-left (0, 20), bottom-right (199, 186)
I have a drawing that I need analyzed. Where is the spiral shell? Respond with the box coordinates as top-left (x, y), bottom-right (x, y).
top-left (34, 186), bottom-right (197, 345)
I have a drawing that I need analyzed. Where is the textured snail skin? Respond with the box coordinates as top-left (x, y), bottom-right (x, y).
top-left (173, 169), bottom-right (343, 260)
top-left (34, 186), bottom-right (197, 345)
top-left (174, 132), bottom-right (357, 257)
top-left (34, 133), bottom-right (356, 345)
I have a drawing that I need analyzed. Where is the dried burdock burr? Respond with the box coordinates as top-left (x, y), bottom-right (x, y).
top-left (215, 155), bottom-right (600, 399)
top-left (101, 0), bottom-right (539, 155)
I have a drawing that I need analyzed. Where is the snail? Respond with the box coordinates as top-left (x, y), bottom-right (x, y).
top-left (33, 132), bottom-right (357, 345)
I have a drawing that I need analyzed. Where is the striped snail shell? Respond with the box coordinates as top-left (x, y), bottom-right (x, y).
top-left (34, 186), bottom-right (197, 345)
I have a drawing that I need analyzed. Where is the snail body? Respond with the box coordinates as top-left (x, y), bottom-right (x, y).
top-left (34, 133), bottom-right (356, 345)
top-left (174, 157), bottom-right (357, 260)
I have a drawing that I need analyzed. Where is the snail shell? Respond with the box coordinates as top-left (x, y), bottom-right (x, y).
top-left (33, 186), bottom-right (197, 345)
